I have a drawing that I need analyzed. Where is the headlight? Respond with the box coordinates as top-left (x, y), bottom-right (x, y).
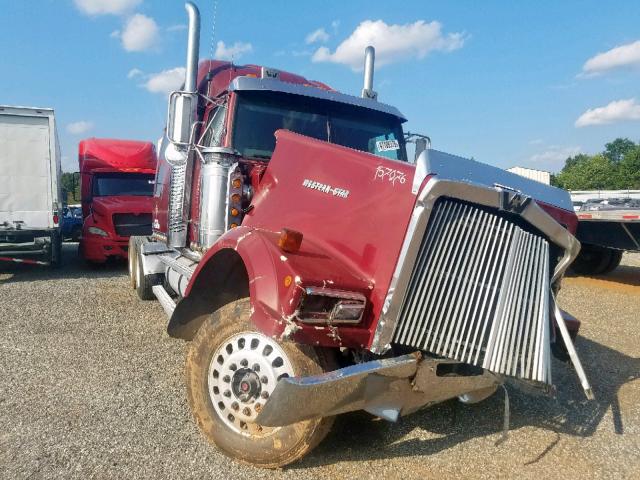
top-left (298, 287), bottom-right (366, 324)
top-left (88, 226), bottom-right (109, 237)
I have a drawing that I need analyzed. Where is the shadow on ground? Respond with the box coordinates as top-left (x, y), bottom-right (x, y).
top-left (566, 263), bottom-right (640, 288)
top-left (295, 335), bottom-right (640, 468)
top-left (0, 243), bottom-right (126, 284)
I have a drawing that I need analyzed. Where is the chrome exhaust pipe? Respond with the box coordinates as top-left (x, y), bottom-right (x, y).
top-left (166, 2), bottom-right (200, 248)
top-left (361, 46), bottom-right (377, 100)
top-left (184, 2), bottom-right (200, 93)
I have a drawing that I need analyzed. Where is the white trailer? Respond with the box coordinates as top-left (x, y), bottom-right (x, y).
top-left (0, 105), bottom-right (63, 266)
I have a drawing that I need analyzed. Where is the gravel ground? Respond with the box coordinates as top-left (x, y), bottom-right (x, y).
top-left (0, 245), bottom-right (639, 479)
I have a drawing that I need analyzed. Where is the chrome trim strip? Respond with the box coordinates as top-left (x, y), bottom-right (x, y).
top-left (412, 149), bottom-right (574, 212)
top-left (370, 177), bottom-right (581, 354)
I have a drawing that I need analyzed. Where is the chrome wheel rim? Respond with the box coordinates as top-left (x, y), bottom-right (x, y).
top-left (208, 331), bottom-right (294, 435)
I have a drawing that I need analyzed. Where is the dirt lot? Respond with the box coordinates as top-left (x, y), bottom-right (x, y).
top-left (1, 245), bottom-right (639, 479)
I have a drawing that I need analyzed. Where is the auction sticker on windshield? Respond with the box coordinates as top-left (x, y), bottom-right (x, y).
top-left (376, 139), bottom-right (400, 152)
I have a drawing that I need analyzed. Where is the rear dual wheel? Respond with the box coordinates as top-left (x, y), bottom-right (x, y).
top-left (186, 298), bottom-right (334, 468)
top-left (571, 245), bottom-right (623, 276)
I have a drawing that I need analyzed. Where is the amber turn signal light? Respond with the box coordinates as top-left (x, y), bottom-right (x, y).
top-left (278, 228), bottom-right (303, 253)
top-left (232, 178), bottom-right (242, 189)
top-left (230, 207), bottom-right (239, 216)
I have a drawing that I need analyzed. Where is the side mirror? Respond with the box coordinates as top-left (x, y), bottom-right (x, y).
top-left (167, 91), bottom-right (197, 146)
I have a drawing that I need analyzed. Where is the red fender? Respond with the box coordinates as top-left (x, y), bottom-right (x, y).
top-left (184, 226), bottom-right (373, 348)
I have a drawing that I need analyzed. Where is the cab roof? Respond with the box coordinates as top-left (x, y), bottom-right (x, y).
top-left (196, 60), bottom-right (406, 122)
top-left (79, 138), bottom-right (156, 174)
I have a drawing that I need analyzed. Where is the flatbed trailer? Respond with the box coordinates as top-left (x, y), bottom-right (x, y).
top-left (571, 210), bottom-right (640, 275)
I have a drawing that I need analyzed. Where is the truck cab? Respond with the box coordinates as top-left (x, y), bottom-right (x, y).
top-left (129, 2), bottom-right (591, 468)
top-left (79, 139), bottom-right (156, 263)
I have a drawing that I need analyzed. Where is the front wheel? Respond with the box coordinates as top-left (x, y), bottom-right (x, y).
top-left (185, 298), bottom-right (334, 468)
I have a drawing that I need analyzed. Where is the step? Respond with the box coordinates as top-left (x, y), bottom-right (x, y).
top-left (152, 285), bottom-right (176, 317)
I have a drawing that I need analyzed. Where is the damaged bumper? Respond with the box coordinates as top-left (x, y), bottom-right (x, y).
top-left (255, 353), bottom-right (500, 426)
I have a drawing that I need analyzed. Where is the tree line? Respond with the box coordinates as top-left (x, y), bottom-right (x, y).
top-left (61, 172), bottom-right (81, 204)
top-left (552, 138), bottom-right (640, 190)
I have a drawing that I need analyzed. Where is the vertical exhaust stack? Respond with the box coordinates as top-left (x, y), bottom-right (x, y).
top-left (166, 1), bottom-right (200, 248)
top-left (361, 46), bottom-right (378, 100)
top-left (184, 1), bottom-right (200, 94)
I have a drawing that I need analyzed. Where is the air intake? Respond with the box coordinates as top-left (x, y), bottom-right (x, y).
top-left (392, 198), bottom-right (552, 384)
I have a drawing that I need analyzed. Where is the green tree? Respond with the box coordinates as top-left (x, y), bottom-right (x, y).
top-left (555, 154), bottom-right (616, 190)
top-left (554, 137), bottom-right (640, 190)
top-left (604, 138), bottom-right (636, 163)
top-left (60, 172), bottom-right (81, 203)
top-left (616, 146), bottom-right (640, 189)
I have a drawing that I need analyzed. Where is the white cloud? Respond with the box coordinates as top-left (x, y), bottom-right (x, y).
top-left (127, 68), bottom-right (143, 79)
top-left (73, 0), bottom-right (141, 16)
top-left (143, 67), bottom-right (185, 95)
top-left (67, 121), bottom-right (94, 135)
top-left (214, 41), bottom-right (253, 60)
top-left (582, 40), bottom-right (640, 76)
top-left (527, 146), bottom-right (582, 172)
top-left (312, 19), bottom-right (464, 70)
top-left (167, 24), bottom-right (187, 32)
top-left (575, 98), bottom-right (640, 127)
top-left (306, 28), bottom-right (330, 44)
top-left (110, 29), bottom-right (120, 38)
top-left (120, 14), bottom-right (159, 52)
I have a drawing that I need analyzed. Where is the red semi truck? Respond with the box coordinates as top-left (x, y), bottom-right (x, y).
top-left (129, 2), bottom-right (593, 467)
top-left (79, 138), bottom-right (156, 263)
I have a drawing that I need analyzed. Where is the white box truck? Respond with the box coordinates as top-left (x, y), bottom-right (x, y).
top-left (0, 105), bottom-right (63, 266)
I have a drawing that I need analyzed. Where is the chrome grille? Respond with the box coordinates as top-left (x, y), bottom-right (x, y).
top-left (392, 198), bottom-right (552, 384)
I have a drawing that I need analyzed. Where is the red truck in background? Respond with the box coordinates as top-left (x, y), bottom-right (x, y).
top-left (127, 2), bottom-right (593, 468)
top-left (79, 138), bottom-right (156, 263)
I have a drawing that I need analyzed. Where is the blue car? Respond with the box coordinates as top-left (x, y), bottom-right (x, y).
top-left (61, 206), bottom-right (83, 242)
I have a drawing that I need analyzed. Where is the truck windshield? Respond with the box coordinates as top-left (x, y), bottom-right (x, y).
top-left (233, 91), bottom-right (407, 161)
top-left (92, 173), bottom-right (154, 197)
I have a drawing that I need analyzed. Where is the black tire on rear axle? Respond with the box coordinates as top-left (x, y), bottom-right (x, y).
top-left (570, 244), bottom-right (613, 276)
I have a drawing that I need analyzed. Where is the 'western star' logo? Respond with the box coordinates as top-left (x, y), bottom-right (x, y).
top-left (302, 179), bottom-right (349, 198)
top-left (499, 188), bottom-right (531, 214)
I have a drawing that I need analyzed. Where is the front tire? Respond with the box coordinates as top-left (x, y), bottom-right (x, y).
top-left (186, 298), bottom-right (334, 468)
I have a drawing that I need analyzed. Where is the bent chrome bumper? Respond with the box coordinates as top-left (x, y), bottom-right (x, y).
top-left (255, 353), bottom-right (500, 427)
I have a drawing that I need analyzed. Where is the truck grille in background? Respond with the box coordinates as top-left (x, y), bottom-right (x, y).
top-left (392, 198), bottom-right (552, 384)
top-left (113, 213), bottom-right (152, 237)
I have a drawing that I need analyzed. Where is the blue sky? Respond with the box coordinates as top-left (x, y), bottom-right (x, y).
top-left (2, 0), bottom-right (639, 172)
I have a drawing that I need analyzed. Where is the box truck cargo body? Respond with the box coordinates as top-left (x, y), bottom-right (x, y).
top-left (0, 105), bottom-right (62, 266)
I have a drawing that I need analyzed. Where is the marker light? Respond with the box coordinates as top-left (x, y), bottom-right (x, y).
top-left (232, 178), bottom-right (242, 189)
top-left (278, 228), bottom-right (303, 253)
top-left (230, 208), bottom-right (239, 216)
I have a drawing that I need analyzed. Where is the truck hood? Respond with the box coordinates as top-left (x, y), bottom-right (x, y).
top-left (243, 130), bottom-right (577, 346)
top-left (90, 196), bottom-right (154, 216)
top-left (419, 149), bottom-right (573, 212)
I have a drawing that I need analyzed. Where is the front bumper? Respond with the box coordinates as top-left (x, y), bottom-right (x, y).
top-left (255, 353), bottom-right (500, 426)
top-left (80, 235), bottom-right (128, 262)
